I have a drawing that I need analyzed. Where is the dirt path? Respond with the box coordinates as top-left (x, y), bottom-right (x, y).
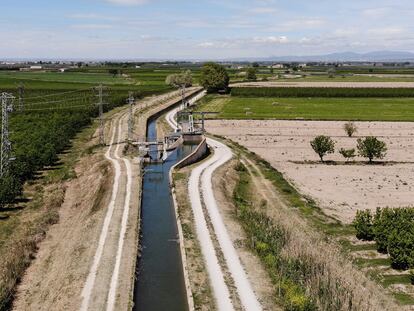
top-left (80, 115), bottom-right (123, 311)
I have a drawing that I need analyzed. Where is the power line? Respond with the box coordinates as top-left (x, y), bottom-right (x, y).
top-left (23, 87), bottom-right (93, 100)
top-left (24, 95), bottom-right (93, 107)
top-left (1, 93), bottom-right (14, 178)
top-left (23, 103), bottom-right (107, 112)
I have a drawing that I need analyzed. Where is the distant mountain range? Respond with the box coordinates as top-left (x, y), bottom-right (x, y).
top-left (230, 51), bottom-right (414, 62)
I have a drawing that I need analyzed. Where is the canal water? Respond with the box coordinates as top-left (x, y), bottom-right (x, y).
top-left (133, 114), bottom-right (195, 311)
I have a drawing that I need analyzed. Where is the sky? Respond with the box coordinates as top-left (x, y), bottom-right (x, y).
top-left (1, 0), bottom-right (414, 60)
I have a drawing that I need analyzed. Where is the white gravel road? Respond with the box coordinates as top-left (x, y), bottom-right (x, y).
top-left (167, 93), bottom-right (262, 311)
top-left (80, 116), bottom-right (123, 311)
top-left (202, 138), bottom-right (262, 311)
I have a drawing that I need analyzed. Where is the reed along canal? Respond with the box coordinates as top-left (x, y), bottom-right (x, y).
top-left (133, 112), bottom-right (195, 311)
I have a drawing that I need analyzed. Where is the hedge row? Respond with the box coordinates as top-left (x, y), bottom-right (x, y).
top-left (231, 87), bottom-right (414, 97)
top-left (0, 89), bottom-right (140, 207)
top-left (354, 207), bottom-right (414, 269)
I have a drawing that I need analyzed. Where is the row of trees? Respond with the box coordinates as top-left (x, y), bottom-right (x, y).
top-left (354, 208), bottom-right (414, 270)
top-left (0, 91), bottom-right (129, 207)
top-left (311, 135), bottom-right (387, 163)
top-left (231, 86), bottom-right (414, 97)
top-left (165, 62), bottom-right (230, 93)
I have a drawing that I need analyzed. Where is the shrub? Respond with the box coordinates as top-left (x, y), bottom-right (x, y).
top-left (344, 122), bottom-right (357, 137)
top-left (310, 135), bottom-right (335, 162)
top-left (0, 173), bottom-right (23, 207)
top-left (357, 136), bottom-right (387, 163)
top-left (165, 70), bottom-right (193, 88)
top-left (356, 207), bottom-right (414, 269)
top-left (388, 228), bottom-right (414, 269)
top-left (373, 207), bottom-right (395, 253)
top-left (353, 210), bottom-right (374, 240)
top-left (339, 148), bottom-right (356, 161)
top-left (386, 208), bottom-right (414, 269)
top-left (409, 270), bottom-right (414, 285)
top-left (246, 68), bottom-right (257, 81)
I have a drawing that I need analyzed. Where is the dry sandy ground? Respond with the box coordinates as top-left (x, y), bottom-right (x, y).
top-left (231, 81), bottom-right (414, 88)
top-left (206, 120), bottom-right (414, 223)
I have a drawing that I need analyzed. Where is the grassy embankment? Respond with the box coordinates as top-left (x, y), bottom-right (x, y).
top-left (225, 138), bottom-right (405, 309)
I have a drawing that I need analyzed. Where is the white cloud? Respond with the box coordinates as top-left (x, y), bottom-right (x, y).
top-left (198, 42), bottom-right (215, 48)
top-left (105, 0), bottom-right (147, 6)
top-left (361, 7), bottom-right (390, 18)
top-left (367, 27), bottom-right (405, 36)
top-left (250, 7), bottom-right (278, 14)
top-left (252, 36), bottom-right (288, 44)
top-left (71, 24), bottom-right (113, 29)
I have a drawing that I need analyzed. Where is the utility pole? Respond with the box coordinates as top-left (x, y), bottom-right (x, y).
top-left (127, 91), bottom-right (135, 142)
top-left (1, 93), bottom-right (14, 177)
top-left (95, 84), bottom-right (106, 146)
top-left (18, 83), bottom-right (24, 111)
top-left (181, 85), bottom-right (186, 110)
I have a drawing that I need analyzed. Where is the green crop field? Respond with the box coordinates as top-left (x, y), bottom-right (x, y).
top-left (196, 95), bottom-right (414, 121)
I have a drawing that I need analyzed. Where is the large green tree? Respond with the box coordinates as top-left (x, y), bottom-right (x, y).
top-left (199, 62), bottom-right (229, 93)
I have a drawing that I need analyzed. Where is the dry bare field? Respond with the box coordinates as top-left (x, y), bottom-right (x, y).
top-left (206, 120), bottom-right (414, 223)
top-left (231, 81), bottom-right (414, 88)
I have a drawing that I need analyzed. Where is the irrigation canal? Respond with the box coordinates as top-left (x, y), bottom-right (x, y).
top-left (133, 111), bottom-right (195, 311)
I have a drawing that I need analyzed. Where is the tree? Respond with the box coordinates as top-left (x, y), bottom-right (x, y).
top-left (165, 70), bottom-right (193, 88)
top-left (353, 210), bottom-right (374, 240)
top-left (246, 68), bottom-right (257, 81)
top-left (339, 148), bottom-right (356, 161)
top-left (199, 62), bottom-right (229, 93)
top-left (343, 122), bottom-right (357, 137)
top-left (388, 228), bottom-right (414, 269)
top-left (108, 69), bottom-right (118, 77)
top-left (327, 68), bottom-right (336, 78)
top-left (373, 207), bottom-right (394, 253)
top-left (0, 174), bottom-right (22, 207)
top-left (310, 135), bottom-right (335, 162)
top-left (252, 62), bottom-right (259, 68)
top-left (357, 136), bottom-right (387, 163)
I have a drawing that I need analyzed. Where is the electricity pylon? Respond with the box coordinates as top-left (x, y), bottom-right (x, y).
top-left (1, 93), bottom-right (15, 177)
top-left (127, 92), bottom-right (135, 142)
top-left (95, 84), bottom-right (106, 146)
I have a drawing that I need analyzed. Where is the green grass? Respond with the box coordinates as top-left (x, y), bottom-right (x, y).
top-left (354, 257), bottom-right (391, 268)
top-left (392, 292), bottom-right (414, 305)
top-left (381, 274), bottom-right (412, 287)
top-left (197, 95), bottom-right (414, 121)
top-left (0, 71), bottom-right (132, 85)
